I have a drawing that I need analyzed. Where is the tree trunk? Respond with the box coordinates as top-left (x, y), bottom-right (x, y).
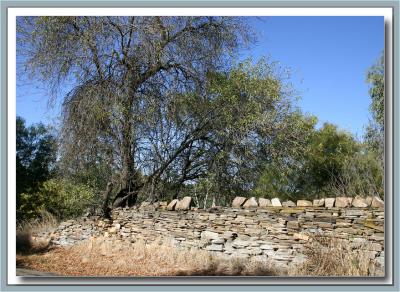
top-left (101, 182), bottom-right (113, 219)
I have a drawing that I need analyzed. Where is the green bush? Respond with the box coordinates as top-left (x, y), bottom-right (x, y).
top-left (17, 179), bottom-right (98, 221)
top-left (327, 149), bottom-right (383, 199)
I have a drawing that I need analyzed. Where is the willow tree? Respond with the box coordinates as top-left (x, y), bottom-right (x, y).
top-left (17, 16), bottom-right (253, 200)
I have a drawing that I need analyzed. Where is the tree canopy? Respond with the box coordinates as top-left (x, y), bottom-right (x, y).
top-left (17, 16), bottom-right (385, 212)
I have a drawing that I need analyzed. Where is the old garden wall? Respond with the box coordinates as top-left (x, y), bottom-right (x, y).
top-left (48, 196), bottom-right (385, 272)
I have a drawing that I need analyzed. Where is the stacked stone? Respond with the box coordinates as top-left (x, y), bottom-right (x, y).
top-left (43, 195), bottom-right (384, 273)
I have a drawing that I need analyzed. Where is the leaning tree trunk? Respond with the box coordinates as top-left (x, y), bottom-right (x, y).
top-left (101, 182), bottom-right (113, 219)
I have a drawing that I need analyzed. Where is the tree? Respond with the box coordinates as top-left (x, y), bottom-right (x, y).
top-left (364, 53), bottom-right (384, 198)
top-left (252, 113), bottom-right (317, 200)
top-left (16, 116), bottom-right (57, 220)
top-left (298, 123), bottom-right (359, 197)
top-left (366, 53), bottom-right (384, 132)
top-left (18, 16), bottom-right (253, 203)
top-left (134, 58), bottom-right (303, 204)
top-left (365, 53), bottom-right (384, 156)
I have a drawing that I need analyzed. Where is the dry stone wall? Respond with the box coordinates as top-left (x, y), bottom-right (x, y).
top-left (47, 196), bottom-right (385, 273)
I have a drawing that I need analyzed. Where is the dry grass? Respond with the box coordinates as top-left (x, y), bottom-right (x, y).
top-left (16, 236), bottom-right (277, 276)
top-left (16, 210), bottom-right (58, 255)
top-left (289, 235), bottom-right (383, 277)
top-left (17, 209), bottom-right (58, 235)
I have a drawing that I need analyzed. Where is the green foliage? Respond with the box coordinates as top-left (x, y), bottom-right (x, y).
top-left (366, 53), bottom-right (384, 131)
top-left (252, 113), bottom-right (317, 201)
top-left (363, 53), bottom-right (384, 198)
top-left (253, 122), bottom-right (360, 200)
top-left (298, 123), bottom-right (359, 197)
top-left (17, 179), bottom-right (97, 220)
top-left (327, 147), bottom-right (383, 198)
top-left (16, 117), bottom-right (57, 221)
top-left (16, 116), bottom-right (57, 195)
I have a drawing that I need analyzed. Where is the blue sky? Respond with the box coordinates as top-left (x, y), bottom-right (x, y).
top-left (16, 16), bottom-right (384, 139)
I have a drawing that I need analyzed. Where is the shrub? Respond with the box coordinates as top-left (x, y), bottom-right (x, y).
top-left (327, 149), bottom-right (383, 198)
top-left (17, 179), bottom-right (98, 221)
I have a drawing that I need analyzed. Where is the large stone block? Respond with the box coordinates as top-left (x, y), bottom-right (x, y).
top-left (352, 196), bottom-right (368, 208)
top-left (232, 196), bottom-right (247, 208)
top-left (371, 196), bottom-right (384, 208)
top-left (166, 199), bottom-right (178, 211)
top-left (365, 196), bottom-right (373, 206)
top-left (325, 198), bottom-right (335, 208)
top-left (243, 197), bottom-right (258, 208)
top-left (335, 197), bottom-right (352, 208)
top-left (282, 200), bottom-right (296, 207)
top-left (258, 198), bottom-right (272, 207)
top-left (297, 200), bottom-right (312, 207)
top-left (313, 198), bottom-right (325, 207)
top-left (175, 196), bottom-right (193, 211)
top-left (271, 198), bottom-right (282, 207)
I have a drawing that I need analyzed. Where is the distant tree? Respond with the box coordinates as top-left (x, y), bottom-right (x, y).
top-left (297, 123), bottom-right (359, 197)
top-left (365, 53), bottom-right (384, 157)
top-left (255, 122), bottom-right (359, 200)
top-left (363, 53), bottom-right (384, 198)
top-left (366, 53), bottom-right (384, 132)
top-left (16, 116), bottom-right (57, 219)
top-left (252, 113), bottom-right (317, 200)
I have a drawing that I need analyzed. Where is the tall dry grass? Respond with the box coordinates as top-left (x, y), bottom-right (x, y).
top-left (17, 236), bottom-right (277, 276)
top-left (290, 235), bottom-right (383, 277)
top-left (16, 209), bottom-right (58, 254)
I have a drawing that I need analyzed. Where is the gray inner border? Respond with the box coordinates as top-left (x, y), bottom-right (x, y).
top-left (1, 1), bottom-right (398, 291)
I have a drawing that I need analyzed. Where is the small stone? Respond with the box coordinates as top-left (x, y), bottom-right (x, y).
top-left (260, 244), bottom-right (274, 250)
top-left (352, 196), bottom-right (368, 208)
top-left (232, 239), bottom-right (250, 248)
top-left (371, 196), bottom-right (384, 208)
top-left (343, 209), bottom-right (364, 216)
top-left (325, 198), bottom-right (335, 208)
top-left (297, 200), bottom-right (313, 207)
top-left (292, 254), bottom-right (307, 265)
top-left (211, 239), bottom-right (225, 244)
top-left (221, 231), bottom-right (237, 240)
top-left (201, 231), bottom-right (220, 241)
top-left (175, 196), bottom-right (192, 211)
top-left (108, 227), bottom-right (117, 234)
top-left (167, 199), bottom-right (178, 211)
top-left (258, 198), bottom-right (272, 207)
top-left (282, 200), bottom-right (296, 207)
top-left (313, 199), bottom-right (325, 207)
top-left (249, 248), bottom-right (262, 255)
top-left (206, 244), bottom-right (223, 251)
top-left (243, 197), bottom-right (258, 208)
top-left (335, 197), bottom-right (352, 208)
top-left (351, 238), bottom-right (367, 249)
top-left (369, 243), bottom-right (383, 252)
top-left (271, 198), bottom-right (282, 207)
top-left (114, 223), bottom-right (121, 230)
top-left (140, 201), bottom-right (151, 208)
top-left (287, 221), bottom-right (299, 229)
top-left (293, 233), bottom-right (309, 241)
top-left (232, 197), bottom-right (247, 208)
